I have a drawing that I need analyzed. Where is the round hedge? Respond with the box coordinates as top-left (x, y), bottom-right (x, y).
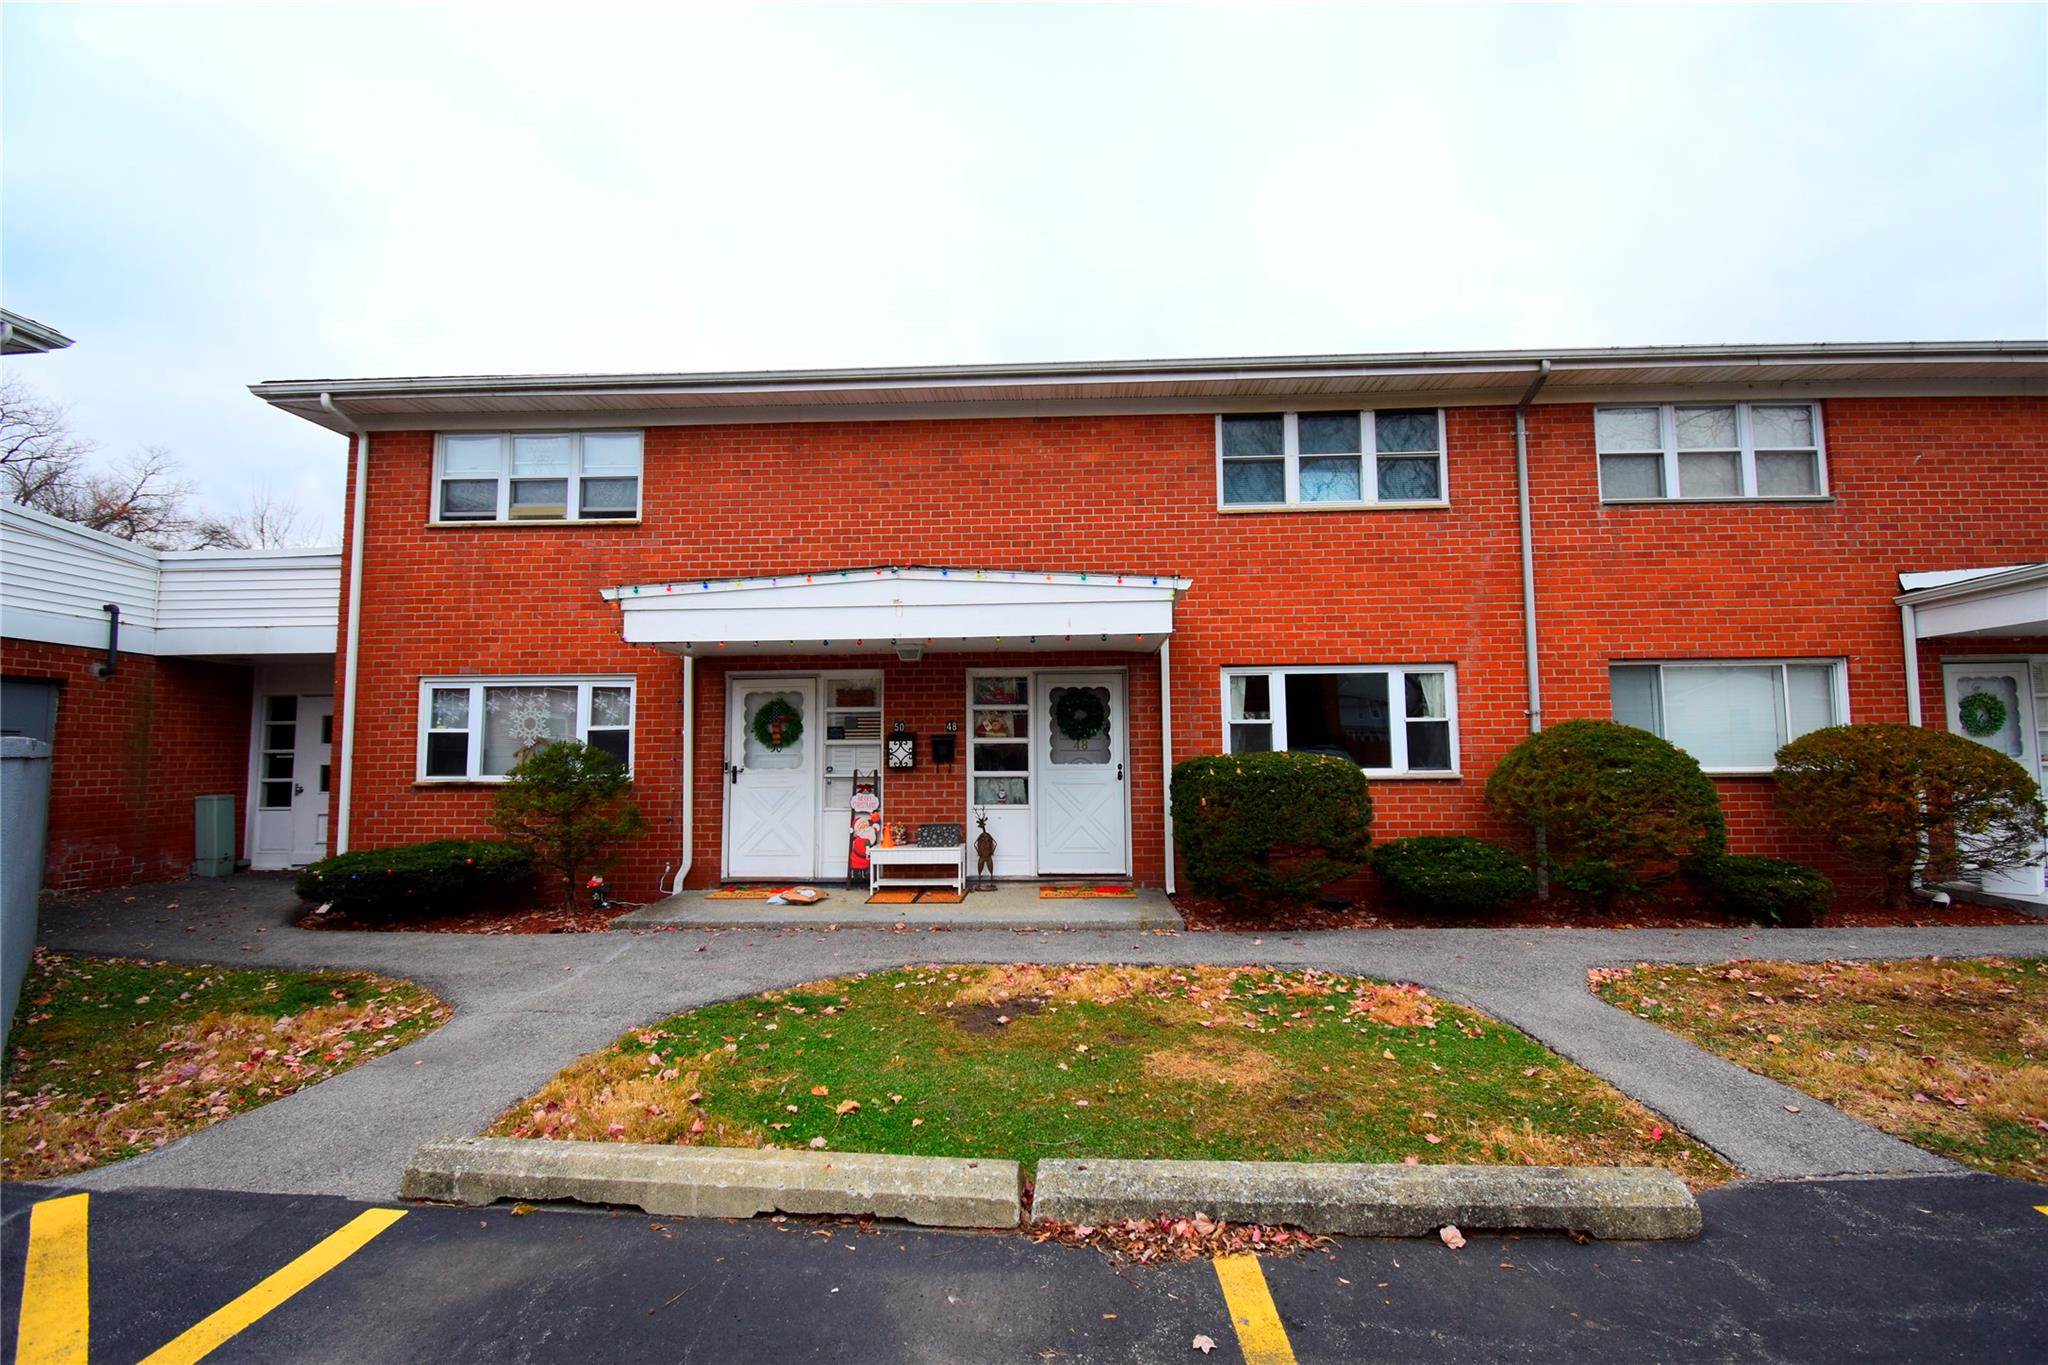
top-left (293, 838), bottom-right (533, 919)
top-left (1370, 835), bottom-right (1535, 915)
top-left (1485, 719), bottom-right (1726, 906)
top-left (1775, 723), bottom-right (2048, 909)
top-left (1170, 751), bottom-right (1373, 904)
top-left (1684, 853), bottom-right (1834, 927)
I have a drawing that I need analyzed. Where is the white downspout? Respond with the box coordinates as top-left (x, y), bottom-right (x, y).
top-left (675, 652), bottom-right (695, 894)
top-left (1515, 360), bottom-right (1553, 735)
top-left (1159, 636), bottom-right (1175, 895)
top-left (321, 393), bottom-right (369, 855)
top-left (1900, 602), bottom-right (1923, 726)
top-left (1515, 361), bottom-right (1553, 895)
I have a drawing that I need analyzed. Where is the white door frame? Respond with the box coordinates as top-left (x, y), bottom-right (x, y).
top-left (1941, 657), bottom-right (2047, 897)
top-left (244, 691), bottom-right (334, 870)
top-left (721, 673), bottom-right (821, 882)
top-left (1032, 668), bottom-right (1133, 877)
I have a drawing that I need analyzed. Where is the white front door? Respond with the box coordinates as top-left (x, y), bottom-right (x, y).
top-left (1035, 672), bottom-right (1128, 876)
top-left (250, 692), bottom-right (333, 869)
top-left (1942, 661), bottom-right (2046, 897)
top-left (294, 697), bottom-right (333, 865)
top-left (726, 678), bottom-right (818, 880)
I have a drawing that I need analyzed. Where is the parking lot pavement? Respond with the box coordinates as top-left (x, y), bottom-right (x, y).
top-left (5, 1176), bottom-right (2045, 1363)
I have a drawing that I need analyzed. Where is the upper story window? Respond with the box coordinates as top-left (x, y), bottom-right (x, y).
top-left (1218, 410), bottom-right (1446, 509)
top-left (418, 677), bottom-right (634, 781)
top-left (1610, 659), bottom-right (1846, 772)
top-left (1595, 402), bottom-right (1825, 502)
top-left (435, 431), bottom-right (643, 523)
top-left (1224, 665), bottom-right (1457, 775)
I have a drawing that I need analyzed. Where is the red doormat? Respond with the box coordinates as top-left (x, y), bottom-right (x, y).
top-left (706, 885), bottom-right (792, 900)
top-left (1039, 884), bottom-right (1137, 899)
top-left (867, 889), bottom-right (966, 905)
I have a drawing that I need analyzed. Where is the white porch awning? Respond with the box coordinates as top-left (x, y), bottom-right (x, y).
top-left (600, 566), bottom-right (1191, 654)
top-left (1897, 563), bottom-right (2048, 638)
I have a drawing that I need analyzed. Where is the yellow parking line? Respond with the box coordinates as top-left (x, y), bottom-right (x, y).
top-left (1213, 1253), bottom-right (1298, 1365)
top-left (138, 1207), bottom-right (406, 1365)
top-left (2036, 1205), bottom-right (2048, 1217)
top-left (16, 1192), bottom-right (90, 1365)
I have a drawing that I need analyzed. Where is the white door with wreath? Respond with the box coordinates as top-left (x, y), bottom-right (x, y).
top-left (1942, 661), bottom-right (2046, 897)
top-left (1034, 672), bottom-right (1128, 876)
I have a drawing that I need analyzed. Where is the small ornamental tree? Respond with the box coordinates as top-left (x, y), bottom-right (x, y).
top-left (1485, 719), bottom-right (1726, 907)
top-left (1774, 723), bottom-right (2048, 909)
top-left (1171, 751), bottom-right (1373, 905)
top-left (489, 740), bottom-right (647, 910)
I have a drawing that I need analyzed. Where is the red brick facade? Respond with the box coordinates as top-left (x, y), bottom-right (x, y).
top-left (330, 396), bottom-right (2048, 900)
top-left (0, 639), bottom-right (252, 891)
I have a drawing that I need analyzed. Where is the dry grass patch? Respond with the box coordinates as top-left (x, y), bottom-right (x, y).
top-left (4, 949), bottom-right (447, 1181)
top-left (491, 964), bottom-right (1730, 1186)
top-left (1593, 956), bottom-right (2047, 1181)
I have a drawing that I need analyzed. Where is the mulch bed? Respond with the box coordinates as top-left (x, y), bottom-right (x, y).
top-left (1174, 892), bottom-right (2039, 933)
top-left (296, 902), bottom-right (633, 934)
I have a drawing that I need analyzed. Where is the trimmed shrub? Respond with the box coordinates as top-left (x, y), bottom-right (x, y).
top-left (293, 839), bottom-right (532, 918)
top-left (490, 739), bottom-right (647, 910)
top-left (1370, 836), bottom-right (1536, 915)
top-left (1485, 720), bottom-right (1726, 907)
top-left (1775, 723), bottom-right (2048, 909)
top-left (1685, 853), bottom-right (1834, 927)
top-left (1171, 751), bottom-right (1373, 904)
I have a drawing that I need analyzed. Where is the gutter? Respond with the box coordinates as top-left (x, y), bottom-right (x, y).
top-left (322, 392), bottom-right (370, 855)
top-left (1514, 360), bottom-right (1553, 733)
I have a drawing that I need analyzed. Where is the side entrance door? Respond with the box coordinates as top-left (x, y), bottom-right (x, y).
top-left (1035, 672), bottom-right (1128, 877)
top-left (1942, 661), bottom-right (2045, 897)
top-left (251, 693), bottom-right (333, 869)
top-left (726, 677), bottom-right (818, 880)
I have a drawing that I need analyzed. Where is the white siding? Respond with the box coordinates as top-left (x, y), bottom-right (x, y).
top-left (157, 550), bottom-right (341, 653)
top-left (0, 502), bottom-right (160, 649)
top-left (0, 502), bottom-right (340, 656)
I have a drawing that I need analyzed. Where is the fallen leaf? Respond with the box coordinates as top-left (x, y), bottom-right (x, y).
top-left (836, 1099), bottom-right (860, 1115)
top-left (1424, 1134), bottom-right (1441, 1145)
top-left (811, 1085), bottom-right (830, 1096)
top-left (911, 1118), bottom-right (924, 1127)
top-left (809, 1137), bottom-right (828, 1149)
top-left (509, 1202), bottom-right (534, 1216)
top-left (1649, 1126), bottom-right (1665, 1141)
top-left (1783, 1104), bottom-right (1801, 1114)
top-left (1440, 1225), bottom-right (1466, 1249)
top-left (1766, 1034), bottom-right (1782, 1044)
top-left (1192, 1335), bottom-right (1217, 1355)
top-left (1402, 1155), bottom-right (1420, 1166)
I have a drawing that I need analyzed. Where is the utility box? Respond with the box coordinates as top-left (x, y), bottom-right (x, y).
top-left (193, 794), bottom-right (236, 877)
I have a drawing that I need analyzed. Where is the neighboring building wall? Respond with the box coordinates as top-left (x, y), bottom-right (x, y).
top-left (333, 397), bottom-right (2048, 900)
top-left (0, 638), bottom-right (252, 891)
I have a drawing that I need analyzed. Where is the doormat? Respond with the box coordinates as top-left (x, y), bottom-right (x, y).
top-left (706, 885), bottom-right (794, 900)
top-left (1039, 884), bottom-right (1137, 899)
top-left (867, 889), bottom-right (966, 905)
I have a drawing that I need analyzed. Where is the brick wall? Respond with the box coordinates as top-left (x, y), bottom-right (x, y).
top-left (0, 638), bottom-right (252, 891)
top-left (333, 397), bottom-right (2048, 900)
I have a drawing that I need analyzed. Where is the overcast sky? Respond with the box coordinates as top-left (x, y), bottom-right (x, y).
top-left (4, 3), bottom-right (2043, 539)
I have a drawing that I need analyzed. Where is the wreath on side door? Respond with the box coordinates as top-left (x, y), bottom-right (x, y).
top-left (752, 697), bottom-right (804, 751)
top-left (1958, 690), bottom-right (2008, 738)
top-left (1052, 688), bottom-right (1108, 743)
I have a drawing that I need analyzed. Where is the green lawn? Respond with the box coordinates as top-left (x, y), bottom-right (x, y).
top-left (1593, 956), bottom-right (2047, 1182)
top-left (490, 964), bottom-right (1730, 1186)
top-left (3, 949), bottom-right (448, 1181)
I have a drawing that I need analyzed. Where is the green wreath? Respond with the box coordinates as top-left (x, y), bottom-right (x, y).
top-left (752, 697), bottom-right (804, 751)
top-left (1053, 688), bottom-right (1108, 743)
top-left (1958, 690), bottom-right (2008, 738)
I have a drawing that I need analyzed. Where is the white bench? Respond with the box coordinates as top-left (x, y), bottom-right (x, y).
top-left (867, 843), bottom-right (967, 897)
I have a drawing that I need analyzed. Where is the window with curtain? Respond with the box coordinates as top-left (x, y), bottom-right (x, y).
top-left (1224, 666), bottom-right (1456, 773)
top-left (1218, 410), bottom-right (1446, 509)
top-left (433, 431), bottom-right (644, 522)
top-left (1609, 660), bottom-right (1843, 771)
top-left (1595, 402), bottom-right (1825, 502)
top-left (419, 678), bottom-right (635, 779)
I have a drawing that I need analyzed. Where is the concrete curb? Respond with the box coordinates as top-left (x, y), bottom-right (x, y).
top-left (1031, 1159), bottom-right (1702, 1241)
top-left (400, 1136), bottom-right (1023, 1229)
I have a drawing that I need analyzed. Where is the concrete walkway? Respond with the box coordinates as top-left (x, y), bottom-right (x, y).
top-left (28, 875), bottom-right (2048, 1200)
top-left (618, 881), bottom-right (1182, 930)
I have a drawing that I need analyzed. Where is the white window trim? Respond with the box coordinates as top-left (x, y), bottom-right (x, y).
top-left (432, 431), bottom-right (644, 525)
top-left (1220, 664), bottom-right (1460, 777)
top-left (416, 675), bottom-right (637, 782)
top-left (1216, 410), bottom-right (1449, 512)
top-left (1608, 658), bottom-right (1850, 775)
top-left (1595, 401), bottom-right (1829, 503)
